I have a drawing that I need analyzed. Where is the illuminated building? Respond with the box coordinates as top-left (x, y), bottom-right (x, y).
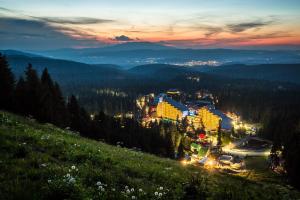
top-left (166, 89), bottom-right (181, 101)
top-left (196, 107), bottom-right (232, 131)
top-left (151, 93), bottom-right (231, 131)
top-left (154, 94), bottom-right (188, 121)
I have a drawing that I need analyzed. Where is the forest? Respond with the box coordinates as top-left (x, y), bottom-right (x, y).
top-left (1, 53), bottom-right (300, 189)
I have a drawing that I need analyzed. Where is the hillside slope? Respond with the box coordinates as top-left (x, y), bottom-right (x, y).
top-left (0, 111), bottom-right (299, 200)
top-left (199, 64), bottom-right (300, 85)
top-left (5, 55), bottom-right (125, 86)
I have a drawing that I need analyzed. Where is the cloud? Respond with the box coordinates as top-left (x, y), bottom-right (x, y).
top-left (203, 26), bottom-right (224, 37)
top-left (35, 17), bottom-right (114, 25)
top-left (0, 6), bottom-right (12, 12)
top-left (227, 21), bottom-right (273, 33)
top-left (0, 17), bottom-right (107, 50)
top-left (159, 30), bottom-right (293, 48)
top-left (113, 35), bottom-right (134, 41)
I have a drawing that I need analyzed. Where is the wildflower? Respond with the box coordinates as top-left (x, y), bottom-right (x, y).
top-left (71, 165), bottom-right (76, 170)
top-left (131, 188), bottom-right (134, 192)
top-left (126, 189), bottom-right (131, 194)
top-left (112, 188), bottom-right (116, 192)
top-left (131, 196), bottom-right (136, 199)
top-left (159, 193), bottom-right (162, 197)
top-left (159, 186), bottom-right (163, 190)
top-left (47, 179), bottom-right (52, 183)
top-left (125, 185), bottom-right (129, 189)
top-left (40, 163), bottom-right (47, 167)
top-left (96, 181), bottom-right (102, 186)
top-left (69, 177), bottom-right (76, 184)
top-left (66, 173), bottom-right (71, 178)
top-left (139, 188), bottom-right (143, 192)
top-left (155, 192), bottom-right (158, 196)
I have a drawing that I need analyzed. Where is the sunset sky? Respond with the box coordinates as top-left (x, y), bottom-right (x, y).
top-left (0, 0), bottom-right (300, 50)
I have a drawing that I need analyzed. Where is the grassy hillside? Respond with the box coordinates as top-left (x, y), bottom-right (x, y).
top-left (0, 111), bottom-right (299, 200)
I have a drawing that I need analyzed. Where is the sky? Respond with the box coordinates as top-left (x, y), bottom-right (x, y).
top-left (0, 0), bottom-right (300, 50)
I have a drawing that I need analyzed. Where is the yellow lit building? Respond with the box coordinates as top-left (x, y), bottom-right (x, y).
top-left (189, 107), bottom-right (232, 132)
top-left (152, 93), bottom-right (232, 131)
top-left (197, 107), bottom-right (221, 131)
top-left (155, 94), bottom-right (188, 121)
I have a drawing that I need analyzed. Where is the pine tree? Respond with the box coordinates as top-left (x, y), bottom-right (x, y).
top-left (23, 64), bottom-right (41, 117)
top-left (14, 77), bottom-right (26, 114)
top-left (53, 82), bottom-right (68, 127)
top-left (39, 68), bottom-right (55, 123)
top-left (67, 95), bottom-right (81, 132)
top-left (0, 53), bottom-right (15, 110)
top-left (177, 140), bottom-right (185, 159)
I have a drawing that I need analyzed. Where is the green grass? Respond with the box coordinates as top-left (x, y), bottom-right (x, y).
top-left (242, 157), bottom-right (283, 183)
top-left (0, 111), bottom-right (299, 200)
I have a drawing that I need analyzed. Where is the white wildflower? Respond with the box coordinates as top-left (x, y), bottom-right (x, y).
top-left (40, 163), bottom-right (47, 167)
top-left (47, 179), bottom-right (52, 183)
top-left (126, 189), bottom-right (130, 194)
top-left (159, 193), bottom-right (162, 197)
top-left (69, 177), bottom-right (76, 184)
top-left (71, 165), bottom-right (76, 170)
top-left (131, 196), bottom-right (136, 199)
top-left (66, 173), bottom-right (71, 178)
top-left (125, 185), bottom-right (129, 189)
top-left (131, 188), bottom-right (134, 192)
top-left (155, 192), bottom-right (158, 196)
top-left (112, 188), bottom-right (116, 192)
top-left (159, 186), bottom-right (163, 190)
top-left (96, 181), bottom-right (102, 186)
top-left (138, 188), bottom-right (143, 192)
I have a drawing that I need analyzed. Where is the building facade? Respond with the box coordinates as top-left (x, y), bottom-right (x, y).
top-left (154, 94), bottom-right (189, 121)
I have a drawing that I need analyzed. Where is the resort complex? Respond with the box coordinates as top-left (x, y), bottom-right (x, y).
top-left (144, 90), bottom-right (233, 132)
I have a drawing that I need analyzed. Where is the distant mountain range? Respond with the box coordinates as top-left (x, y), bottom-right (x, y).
top-left (19, 42), bottom-right (300, 68)
top-left (1, 49), bottom-right (300, 86)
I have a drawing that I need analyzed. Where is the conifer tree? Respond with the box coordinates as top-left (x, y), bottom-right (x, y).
top-left (67, 95), bottom-right (81, 131)
top-left (14, 77), bottom-right (26, 114)
top-left (53, 82), bottom-right (68, 127)
top-left (0, 53), bottom-right (15, 110)
top-left (39, 68), bottom-right (55, 123)
top-left (24, 64), bottom-right (41, 117)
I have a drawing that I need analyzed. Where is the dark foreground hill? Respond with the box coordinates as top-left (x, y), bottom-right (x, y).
top-left (0, 111), bottom-right (299, 200)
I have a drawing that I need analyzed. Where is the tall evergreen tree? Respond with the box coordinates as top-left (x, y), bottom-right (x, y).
top-left (53, 82), bottom-right (68, 127)
top-left (39, 68), bottom-right (55, 123)
top-left (23, 64), bottom-right (41, 117)
top-left (0, 53), bottom-right (15, 110)
top-left (14, 77), bottom-right (26, 114)
top-left (67, 95), bottom-right (91, 135)
top-left (67, 95), bottom-right (81, 131)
